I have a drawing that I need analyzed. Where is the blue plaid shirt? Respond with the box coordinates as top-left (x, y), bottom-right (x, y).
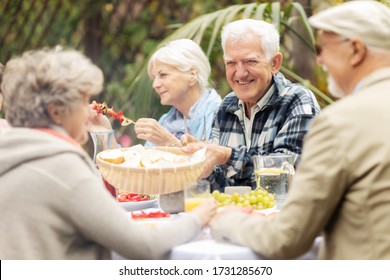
top-left (208, 72), bottom-right (321, 192)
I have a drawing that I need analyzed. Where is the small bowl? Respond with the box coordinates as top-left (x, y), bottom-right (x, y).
top-left (158, 190), bottom-right (184, 214)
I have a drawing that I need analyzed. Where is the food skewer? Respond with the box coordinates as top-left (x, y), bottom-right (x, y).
top-left (91, 101), bottom-right (135, 126)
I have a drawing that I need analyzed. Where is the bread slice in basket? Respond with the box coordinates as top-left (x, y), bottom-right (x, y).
top-left (99, 149), bottom-right (125, 164)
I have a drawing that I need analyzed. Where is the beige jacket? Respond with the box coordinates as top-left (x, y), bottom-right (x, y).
top-left (0, 128), bottom-right (201, 259)
top-left (211, 67), bottom-right (390, 259)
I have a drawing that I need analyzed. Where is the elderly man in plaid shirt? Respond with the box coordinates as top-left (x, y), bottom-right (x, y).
top-left (183, 19), bottom-right (320, 192)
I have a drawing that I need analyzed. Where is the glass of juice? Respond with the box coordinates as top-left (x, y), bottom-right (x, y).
top-left (184, 180), bottom-right (211, 212)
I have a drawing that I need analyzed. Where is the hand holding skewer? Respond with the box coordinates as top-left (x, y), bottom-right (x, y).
top-left (91, 101), bottom-right (135, 126)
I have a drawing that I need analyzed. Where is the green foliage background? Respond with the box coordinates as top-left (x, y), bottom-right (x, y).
top-left (2, 0), bottom-right (388, 144)
top-left (1, 0), bottom-right (263, 142)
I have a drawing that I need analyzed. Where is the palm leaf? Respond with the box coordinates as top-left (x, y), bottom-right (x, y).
top-left (271, 2), bottom-right (281, 27)
top-left (242, 3), bottom-right (259, 18)
top-left (290, 2), bottom-right (316, 46)
top-left (254, 3), bottom-right (268, 20)
top-left (206, 9), bottom-right (231, 56)
top-left (281, 66), bottom-right (333, 107)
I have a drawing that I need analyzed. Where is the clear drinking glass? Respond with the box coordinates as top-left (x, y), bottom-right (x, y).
top-left (252, 154), bottom-right (295, 209)
top-left (184, 180), bottom-right (211, 212)
top-left (89, 130), bottom-right (118, 198)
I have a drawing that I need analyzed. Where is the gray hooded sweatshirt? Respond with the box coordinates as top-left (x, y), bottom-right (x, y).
top-left (0, 128), bottom-right (201, 259)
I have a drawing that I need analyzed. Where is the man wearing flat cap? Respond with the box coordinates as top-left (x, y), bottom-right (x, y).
top-left (210, 0), bottom-right (390, 259)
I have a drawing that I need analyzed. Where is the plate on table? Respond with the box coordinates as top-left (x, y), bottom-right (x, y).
top-left (119, 199), bottom-right (158, 211)
top-left (117, 192), bottom-right (158, 211)
top-left (130, 208), bottom-right (176, 227)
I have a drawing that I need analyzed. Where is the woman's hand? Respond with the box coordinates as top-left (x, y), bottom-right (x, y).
top-left (134, 118), bottom-right (180, 146)
top-left (87, 105), bottom-right (113, 131)
top-left (190, 198), bottom-right (217, 227)
top-left (179, 133), bottom-right (199, 146)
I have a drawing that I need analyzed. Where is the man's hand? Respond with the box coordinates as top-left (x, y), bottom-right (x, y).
top-left (182, 142), bottom-right (232, 178)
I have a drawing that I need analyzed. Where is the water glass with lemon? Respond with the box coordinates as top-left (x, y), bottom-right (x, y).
top-left (253, 154), bottom-right (295, 209)
top-left (184, 180), bottom-right (211, 211)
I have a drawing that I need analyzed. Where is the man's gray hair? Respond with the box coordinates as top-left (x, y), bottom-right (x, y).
top-left (221, 19), bottom-right (280, 61)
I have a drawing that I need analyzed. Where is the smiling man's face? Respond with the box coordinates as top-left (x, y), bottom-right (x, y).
top-left (224, 33), bottom-right (276, 108)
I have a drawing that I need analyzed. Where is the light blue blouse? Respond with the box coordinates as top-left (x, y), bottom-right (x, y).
top-left (145, 88), bottom-right (222, 146)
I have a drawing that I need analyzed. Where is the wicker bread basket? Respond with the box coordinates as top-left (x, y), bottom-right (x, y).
top-left (96, 146), bottom-right (205, 194)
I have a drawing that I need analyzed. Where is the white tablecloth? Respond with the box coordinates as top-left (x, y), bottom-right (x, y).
top-left (168, 229), bottom-right (259, 260)
top-left (166, 227), bottom-right (320, 260)
top-left (112, 208), bottom-right (321, 260)
top-left (112, 228), bottom-right (260, 260)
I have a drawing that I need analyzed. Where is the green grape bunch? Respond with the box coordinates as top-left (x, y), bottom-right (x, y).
top-left (212, 188), bottom-right (276, 210)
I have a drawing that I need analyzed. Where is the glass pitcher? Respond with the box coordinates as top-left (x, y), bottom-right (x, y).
top-left (89, 130), bottom-right (118, 198)
top-left (90, 130), bottom-right (115, 164)
top-left (252, 154), bottom-right (295, 209)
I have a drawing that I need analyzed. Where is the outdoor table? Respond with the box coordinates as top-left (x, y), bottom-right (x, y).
top-left (112, 206), bottom-right (321, 260)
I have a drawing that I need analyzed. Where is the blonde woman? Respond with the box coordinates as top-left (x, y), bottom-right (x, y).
top-left (134, 39), bottom-right (222, 147)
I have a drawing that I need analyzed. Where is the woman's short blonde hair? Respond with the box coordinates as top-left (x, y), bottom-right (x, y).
top-left (147, 39), bottom-right (211, 93)
top-left (1, 47), bottom-right (103, 127)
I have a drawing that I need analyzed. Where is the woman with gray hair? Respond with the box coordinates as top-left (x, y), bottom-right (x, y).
top-left (0, 48), bottom-right (216, 259)
top-left (134, 38), bottom-right (222, 147)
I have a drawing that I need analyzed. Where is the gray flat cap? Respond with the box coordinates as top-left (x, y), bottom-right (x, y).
top-left (308, 0), bottom-right (390, 50)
